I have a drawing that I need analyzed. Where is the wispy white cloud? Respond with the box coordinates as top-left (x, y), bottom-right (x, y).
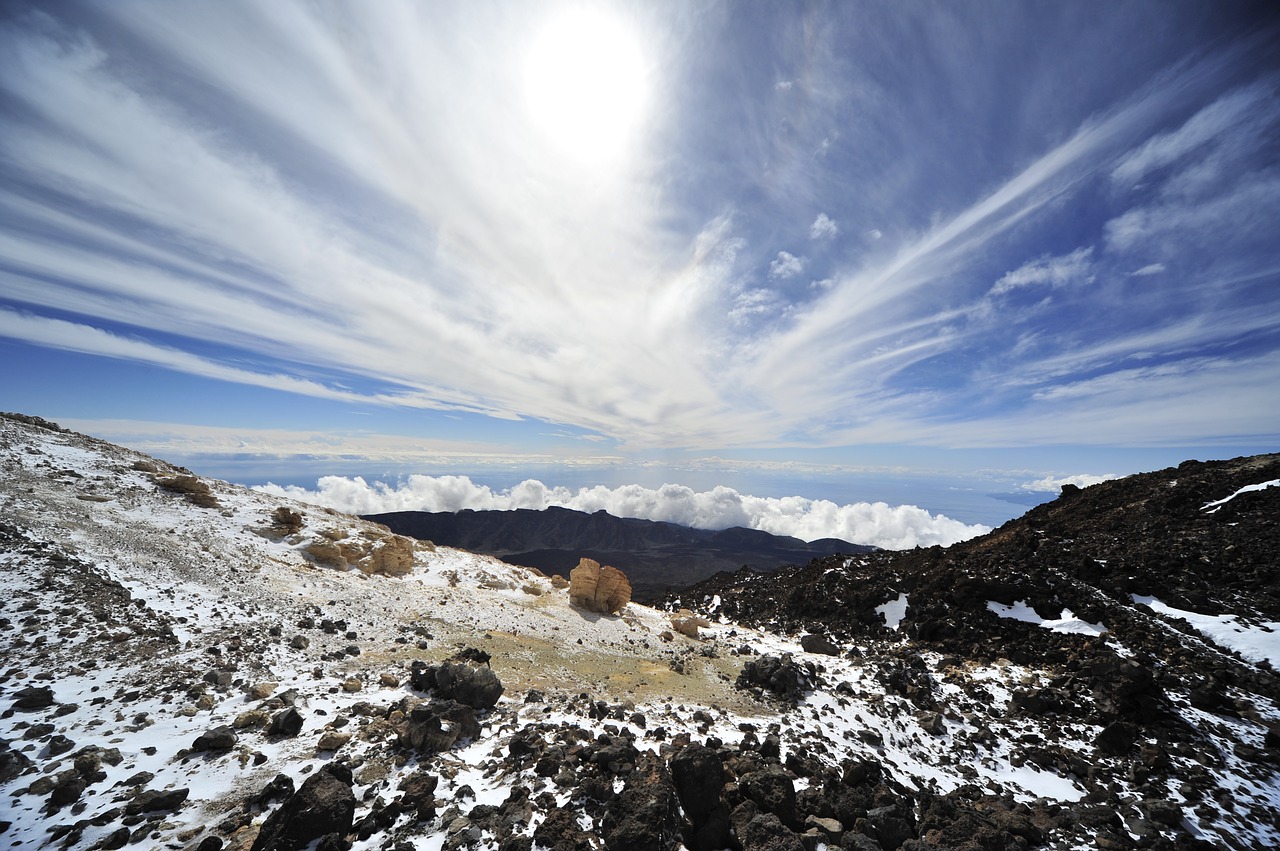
top-left (1111, 84), bottom-right (1269, 186)
top-left (0, 3), bottom-right (1275, 460)
top-left (767, 250), bottom-right (806, 280)
top-left (258, 475), bottom-right (989, 549)
top-left (808, 213), bottom-right (838, 240)
top-left (990, 247), bottom-right (1095, 296)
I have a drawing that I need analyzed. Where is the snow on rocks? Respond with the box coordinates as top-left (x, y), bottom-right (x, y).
top-left (3, 415), bottom-right (1280, 851)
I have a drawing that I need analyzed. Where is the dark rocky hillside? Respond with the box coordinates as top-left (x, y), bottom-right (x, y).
top-left (669, 454), bottom-right (1280, 848)
top-left (367, 506), bottom-right (872, 601)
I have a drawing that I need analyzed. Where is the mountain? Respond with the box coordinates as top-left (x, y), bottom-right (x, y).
top-left (365, 506), bottom-right (873, 602)
top-left (1, 411), bottom-right (1277, 851)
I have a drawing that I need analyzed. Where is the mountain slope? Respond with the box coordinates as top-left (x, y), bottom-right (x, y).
top-left (366, 507), bottom-right (872, 601)
top-left (1, 414), bottom-right (1277, 851)
top-left (674, 453), bottom-right (1280, 848)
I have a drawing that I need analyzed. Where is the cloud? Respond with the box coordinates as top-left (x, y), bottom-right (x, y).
top-left (256, 476), bottom-right (990, 549)
top-left (1111, 85), bottom-right (1268, 186)
top-left (1131, 263), bottom-right (1166, 276)
top-left (809, 213), bottom-right (838, 240)
top-left (990, 247), bottom-right (1095, 296)
top-left (0, 4), bottom-right (1275, 459)
top-left (768, 250), bottom-right (806, 280)
top-left (1020, 473), bottom-right (1122, 492)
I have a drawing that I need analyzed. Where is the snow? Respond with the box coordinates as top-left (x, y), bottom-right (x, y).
top-left (876, 593), bottom-right (908, 631)
top-left (1132, 595), bottom-right (1280, 666)
top-left (1200, 478), bottom-right (1280, 513)
top-left (3, 417), bottom-right (1278, 851)
top-left (986, 600), bottom-right (1108, 636)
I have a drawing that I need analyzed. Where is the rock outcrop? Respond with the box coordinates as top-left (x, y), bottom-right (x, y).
top-left (303, 527), bottom-right (418, 576)
top-left (568, 558), bottom-right (632, 614)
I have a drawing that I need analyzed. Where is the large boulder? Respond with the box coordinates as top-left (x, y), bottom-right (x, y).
top-left (568, 558), bottom-right (632, 614)
top-left (250, 763), bottom-right (355, 851)
top-left (433, 661), bottom-right (504, 709)
top-left (671, 743), bottom-right (730, 851)
top-left (602, 752), bottom-right (682, 851)
top-left (736, 655), bottom-right (817, 703)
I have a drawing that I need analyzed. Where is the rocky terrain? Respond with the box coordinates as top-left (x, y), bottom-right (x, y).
top-left (367, 508), bottom-right (872, 603)
top-left (1, 412), bottom-right (1277, 851)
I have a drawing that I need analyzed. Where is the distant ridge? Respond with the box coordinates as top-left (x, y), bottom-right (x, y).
top-left (365, 505), bottom-right (873, 601)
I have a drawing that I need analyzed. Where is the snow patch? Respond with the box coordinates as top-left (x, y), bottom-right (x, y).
top-left (986, 600), bottom-right (1108, 636)
top-left (877, 593), bottom-right (909, 631)
top-left (1200, 478), bottom-right (1280, 513)
top-left (1132, 595), bottom-right (1280, 666)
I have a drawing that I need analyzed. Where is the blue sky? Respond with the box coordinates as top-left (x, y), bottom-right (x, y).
top-left (2, 1), bottom-right (1279, 539)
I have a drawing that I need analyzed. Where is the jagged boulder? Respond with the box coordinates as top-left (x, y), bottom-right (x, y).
top-left (568, 558), bottom-right (632, 614)
top-left (736, 654), bottom-right (818, 703)
top-left (250, 762), bottom-right (355, 851)
top-left (602, 752), bottom-right (682, 851)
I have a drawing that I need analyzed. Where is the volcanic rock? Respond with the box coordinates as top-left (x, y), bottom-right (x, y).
top-left (568, 558), bottom-right (632, 614)
top-left (250, 762), bottom-right (356, 851)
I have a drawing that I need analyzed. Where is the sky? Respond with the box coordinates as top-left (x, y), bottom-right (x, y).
top-left (2, 1), bottom-right (1279, 546)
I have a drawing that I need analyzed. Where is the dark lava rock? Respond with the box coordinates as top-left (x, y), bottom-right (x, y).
top-left (602, 752), bottom-right (682, 851)
top-left (411, 659), bottom-right (505, 709)
top-left (738, 812), bottom-right (804, 851)
top-left (670, 743), bottom-right (725, 819)
top-left (740, 768), bottom-right (798, 830)
top-left (11, 686), bottom-right (55, 710)
top-left (800, 633), bottom-right (841, 656)
top-left (47, 734), bottom-right (75, 756)
top-left (863, 803), bottom-right (915, 850)
top-left (0, 739), bottom-right (33, 782)
top-left (534, 806), bottom-right (594, 851)
top-left (125, 787), bottom-right (189, 814)
top-left (49, 771), bottom-right (86, 806)
top-left (268, 707), bottom-right (305, 738)
top-left (250, 763), bottom-right (355, 851)
top-left (401, 700), bottom-right (481, 754)
top-left (736, 655), bottom-right (816, 702)
top-left (192, 726), bottom-right (238, 752)
top-left (398, 769), bottom-right (439, 821)
top-left (433, 661), bottom-right (504, 709)
top-left (1095, 720), bottom-right (1139, 756)
top-left (671, 743), bottom-right (731, 851)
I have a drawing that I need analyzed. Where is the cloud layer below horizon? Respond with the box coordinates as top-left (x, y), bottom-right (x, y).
top-left (257, 475), bottom-right (989, 551)
top-left (1, 2), bottom-right (1278, 460)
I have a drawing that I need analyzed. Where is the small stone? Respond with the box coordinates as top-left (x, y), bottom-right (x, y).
top-left (379, 673), bottom-right (400, 688)
top-left (342, 678), bottom-right (363, 693)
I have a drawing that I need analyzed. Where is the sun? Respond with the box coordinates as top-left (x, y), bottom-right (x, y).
top-left (523, 7), bottom-right (648, 167)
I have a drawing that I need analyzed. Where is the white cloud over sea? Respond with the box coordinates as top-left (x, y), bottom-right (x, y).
top-left (257, 476), bottom-right (989, 550)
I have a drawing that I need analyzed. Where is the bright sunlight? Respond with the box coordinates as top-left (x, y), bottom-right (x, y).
top-left (523, 7), bottom-right (648, 167)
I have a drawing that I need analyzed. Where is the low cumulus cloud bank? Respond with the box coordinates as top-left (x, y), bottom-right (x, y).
top-left (255, 476), bottom-right (989, 550)
top-left (1021, 473), bottom-right (1122, 492)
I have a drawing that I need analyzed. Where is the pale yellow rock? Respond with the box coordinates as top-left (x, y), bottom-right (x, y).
top-left (342, 677), bottom-right (363, 692)
top-left (379, 673), bottom-right (400, 687)
top-left (247, 681), bottom-right (277, 700)
top-left (317, 731), bottom-right (352, 751)
top-left (669, 609), bottom-right (711, 639)
top-left (567, 558), bottom-right (632, 614)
